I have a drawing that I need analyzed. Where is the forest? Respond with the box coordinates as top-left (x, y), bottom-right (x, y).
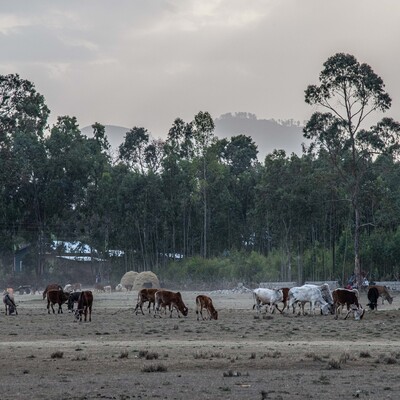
top-left (1, 53), bottom-right (400, 288)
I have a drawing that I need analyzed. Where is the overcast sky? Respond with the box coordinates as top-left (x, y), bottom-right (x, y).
top-left (1, 0), bottom-right (399, 139)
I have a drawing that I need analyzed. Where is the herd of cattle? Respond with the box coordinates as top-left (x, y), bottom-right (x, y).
top-left (253, 284), bottom-right (393, 320)
top-left (1, 282), bottom-right (394, 322)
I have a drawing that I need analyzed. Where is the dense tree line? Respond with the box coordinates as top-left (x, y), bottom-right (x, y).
top-left (1, 54), bottom-right (400, 286)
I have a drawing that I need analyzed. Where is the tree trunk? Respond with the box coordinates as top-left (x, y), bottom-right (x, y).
top-left (354, 205), bottom-right (362, 287)
top-left (203, 157), bottom-right (207, 258)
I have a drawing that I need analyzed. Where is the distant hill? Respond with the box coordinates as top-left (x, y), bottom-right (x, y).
top-left (214, 112), bottom-right (307, 161)
top-left (81, 114), bottom-right (308, 161)
top-left (81, 125), bottom-right (130, 150)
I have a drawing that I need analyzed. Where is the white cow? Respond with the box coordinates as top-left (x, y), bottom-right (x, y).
top-left (302, 283), bottom-right (334, 314)
top-left (63, 284), bottom-right (73, 293)
top-left (288, 286), bottom-right (330, 316)
top-left (253, 288), bottom-right (283, 314)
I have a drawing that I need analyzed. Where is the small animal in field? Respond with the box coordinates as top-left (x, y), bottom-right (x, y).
top-left (134, 288), bottom-right (159, 315)
top-left (3, 291), bottom-right (18, 315)
top-left (196, 295), bottom-right (218, 320)
top-left (154, 290), bottom-right (188, 318)
top-left (75, 291), bottom-right (93, 322)
top-left (46, 289), bottom-right (69, 314)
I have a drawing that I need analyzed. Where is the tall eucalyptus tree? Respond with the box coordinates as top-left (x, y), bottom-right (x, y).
top-left (304, 53), bottom-right (400, 286)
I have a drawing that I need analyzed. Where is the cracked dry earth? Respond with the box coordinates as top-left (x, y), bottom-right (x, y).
top-left (1, 290), bottom-right (400, 399)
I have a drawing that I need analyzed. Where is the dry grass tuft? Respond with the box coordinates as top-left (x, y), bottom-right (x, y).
top-left (327, 359), bottom-right (341, 369)
top-left (50, 351), bottom-right (64, 359)
top-left (359, 351), bottom-right (371, 358)
top-left (141, 363), bottom-right (167, 373)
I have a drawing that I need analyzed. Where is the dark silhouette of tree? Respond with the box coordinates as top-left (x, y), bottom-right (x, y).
top-left (304, 53), bottom-right (400, 286)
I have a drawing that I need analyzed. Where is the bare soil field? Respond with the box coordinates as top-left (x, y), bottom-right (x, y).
top-left (1, 289), bottom-right (400, 399)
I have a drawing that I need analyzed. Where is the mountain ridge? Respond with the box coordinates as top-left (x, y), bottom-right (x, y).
top-left (81, 113), bottom-right (307, 160)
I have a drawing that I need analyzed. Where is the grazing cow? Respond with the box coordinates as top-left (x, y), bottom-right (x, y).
top-left (302, 284), bottom-right (335, 314)
top-left (154, 290), bottom-right (188, 318)
top-left (75, 291), bottom-right (93, 322)
top-left (332, 288), bottom-right (365, 320)
top-left (134, 288), bottom-right (159, 315)
top-left (67, 291), bottom-right (81, 312)
top-left (3, 292), bottom-right (18, 315)
top-left (367, 287), bottom-right (380, 311)
top-left (288, 286), bottom-right (330, 316)
top-left (196, 295), bottom-right (218, 320)
top-left (115, 283), bottom-right (123, 292)
top-left (368, 285), bottom-right (393, 305)
top-left (46, 289), bottom-right (69, 314)
top-left (337, 288), bottom-right (359, 315)
top-left (42, 283), bottom-right (63, 300)
top-left (253, 288), bottom-right (283, 314)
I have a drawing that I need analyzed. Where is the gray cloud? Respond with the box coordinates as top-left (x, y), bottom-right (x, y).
top-left (1, 0), bottom-right (399, 141)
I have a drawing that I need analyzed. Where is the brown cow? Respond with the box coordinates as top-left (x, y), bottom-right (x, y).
top-left (42, 283), bottom-right (63, 300)
top-left (277, 287), bottom-right (290, 313)
top-left (46, 289), bottom-right (69, 314)
top-left (196, 295), bottom-right (218, 320)
top-left (368, 285), bottom-right (393, 305)
top-left (134, 288), bottom-right (159, 315)
top-left (75, 291), bottom-right (93, 322)
top-left (332, 288), bottom-right (365, 320)
top-left (154, 290), bottom-right (188, 318)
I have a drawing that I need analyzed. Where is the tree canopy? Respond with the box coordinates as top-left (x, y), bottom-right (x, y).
top-left (2, 58), bottom-right (400, 287)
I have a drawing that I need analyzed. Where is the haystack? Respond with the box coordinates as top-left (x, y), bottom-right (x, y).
top-left (133, 271), bottom-right (160, 290)
top-left (120, 271), bottom-right (139, 290)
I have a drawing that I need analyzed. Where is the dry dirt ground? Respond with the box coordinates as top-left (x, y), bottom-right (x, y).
top-left (1, 289), bottom-right (400, 400)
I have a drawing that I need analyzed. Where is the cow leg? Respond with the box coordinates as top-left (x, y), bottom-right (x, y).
top-left (200, 305), bottom-right (206, 320)
top-left (276, 303), bottom-right (284, 314)
top-left (269, 304), bottom-right (274, 314)
top-left (310, 301), bottom-right (315, 316)
top-left (344, 310), bottom-right (351, 319)
top-left (154, 301), bottom-right (163, 318)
